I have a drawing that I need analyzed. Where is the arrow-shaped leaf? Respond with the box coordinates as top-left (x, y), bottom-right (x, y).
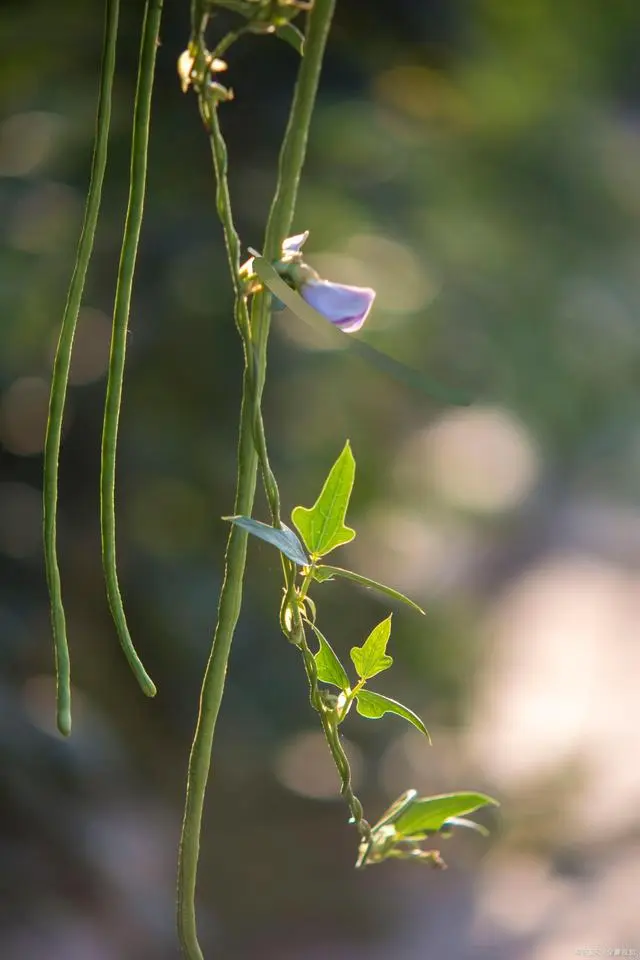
top-left (350, 615), bottom-right (394, 680)
top-left (355, 689), bottom-right (429, 739)
top-left (308, 622), bottom-right (350, 691)
top-left (225, 516), bottom-right (308, 566)
top-left (313, 565), bottom-right (424, 615)
top-left (394, 792), bottom-right (499, 839)
top-left (291, 441), bottom-right (356, 558)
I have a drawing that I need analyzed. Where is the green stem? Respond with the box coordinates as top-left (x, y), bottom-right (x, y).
top-left (298, 565), bottom-right (315, 600)
top-left (212, 28), bottom-right (246, 60)
top-left (204, 103), bottom-right (281, 523)
top-left (296, 618), bottom-right (371, 843)
top-left (100, 0), bottom-right (163, 699)
top-left (340, 676), bottom-right (366, 718)
top-left (190, 0), bottom-right (209, 44)
top-left (43, 0), bottom-right (120, 737)
top-left (177, 375), bottom-right (257, 960)
top-left (252, 0), bottom-right (337, 372)
top-left (177, 3), bottom-right (336, 957)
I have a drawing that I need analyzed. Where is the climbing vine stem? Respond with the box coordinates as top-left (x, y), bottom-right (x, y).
top-left (177, 1), bottom-right (337, 956)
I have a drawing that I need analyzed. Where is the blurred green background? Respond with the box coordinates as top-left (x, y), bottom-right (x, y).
top-left (2, 0), bottom-right (640, 957)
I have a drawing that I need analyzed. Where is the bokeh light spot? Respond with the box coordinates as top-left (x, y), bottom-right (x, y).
top-left (62, 307), bottom-right (112, 385)
top-left (275, 729), bottom-right (363, 800)
top-left (373, 65), bottom-right (468, 126)
top-left (0, 112), bottom-right (62, 177)
top-left (128, 477), bottom-right (209, 558)
top-left (166, 244), bottom-right (220, 316)
top-left (351, 506), bottom-right (477, 597)
top-left (313, 100), bottom-right (405, 184)
top-left (345, 233), bottom-right (436, 316)
top-left (8, 181), bottom-right (81, 254)
top-left (379, 726), bottom-right (465, 798)
top-left (396, 406), bottom-right (540, 513)
top-left (469, 555), bottom-right (638, 819)
top-left (0, 376), bottom-right (50, 456)
top-left (0, 482), bottom-right (42, 558)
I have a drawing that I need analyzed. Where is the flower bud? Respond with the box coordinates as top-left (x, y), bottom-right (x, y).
top-left (282, 231), bottom-right (309, 256)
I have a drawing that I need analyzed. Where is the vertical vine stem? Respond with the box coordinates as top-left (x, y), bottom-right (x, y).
top-left (177, 1), bottom-right (337, 956)
top-left (100, 0), bottom-right (163, 699)
top-left (204, 103), bottom-right (281, 524)
top-left (43, 0), bottom-right (120, 737)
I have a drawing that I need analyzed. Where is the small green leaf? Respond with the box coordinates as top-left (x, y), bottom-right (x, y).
top-left (291, 441), bottom-right (356, 558)
top-left (308, 622), bottom-right (350, 691)
top-left (311, 567), bottom-right (337, 582)
top-left (313, 565), bottom-right (424, 615)
top-left (304, 595), bottom-right (317, 623)
top-left (394, 792), bottom-right (499, 839)
top-left (350, 615), bottom-right (394, 680)
top-left (371, 789), bottom-right (418, 831)
top-left (225, 516), bottom-right (308, 566)
top-left (355, 689), bottom-right (429, 739)
top-left (275, 22), bottom-right (305, 55)
top-left (439, 816), bottom-right (490, 838)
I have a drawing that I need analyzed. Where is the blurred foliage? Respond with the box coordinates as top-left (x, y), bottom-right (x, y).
top-left (2, 0), bottom-right (640, 957)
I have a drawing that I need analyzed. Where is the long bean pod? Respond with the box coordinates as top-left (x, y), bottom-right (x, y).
top-left (100, 0), bottom-right (164, 698)
top-left (43, 0), bottom-right (121, 736)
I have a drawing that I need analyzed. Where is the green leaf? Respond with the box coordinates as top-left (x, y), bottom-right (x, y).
top-left (355, 689), bottom-right (429, 739)
top-left (371, 789), bottom-right (418, 831)
top-left (275, 22), bottom-right (305, 55)
top-left (308, 622), bottom-right (350, 691)
top-left (313, 565), bottom-right (424, 615)
top-left (225, 516), bottom-right (308, 566)
top-left (350, 615), bottom-right (394, 680)
top-left (438, 816), bottom-right (490, 838)
top-left (291, 441), bottom-right (356, 558)
top-left (394, 792), bottom-right (499, 839)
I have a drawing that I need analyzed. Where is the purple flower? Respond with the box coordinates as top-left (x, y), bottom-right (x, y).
top-left (278, 232), bottom-right (377, 332)
top-left (300, 278), bottom-right (376, 332)
top-left (282, 232), bottom-right (309, 255)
